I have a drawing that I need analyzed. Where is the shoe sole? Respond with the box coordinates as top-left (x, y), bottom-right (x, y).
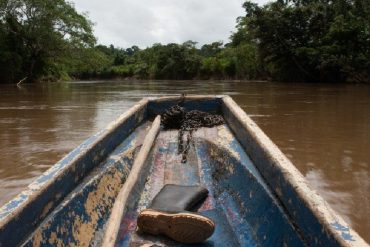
top-left (137, 209), bottom-right (215, 244)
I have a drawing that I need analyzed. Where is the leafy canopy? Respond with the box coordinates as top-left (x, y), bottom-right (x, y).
top-left (235, 0), bottom-right (370, 82)
top-left (0, 0), bottom-right (95, 82)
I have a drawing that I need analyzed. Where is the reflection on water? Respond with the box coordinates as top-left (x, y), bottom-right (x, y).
top-left (0, 80), bottom-right (369, 242)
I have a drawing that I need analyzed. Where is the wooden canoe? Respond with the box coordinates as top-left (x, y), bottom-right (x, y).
top-left (0, 95), bottom-right (367, 247)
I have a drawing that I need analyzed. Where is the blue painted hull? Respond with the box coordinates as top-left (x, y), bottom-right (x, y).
top-left (0, 96), bottom-right (367, 247)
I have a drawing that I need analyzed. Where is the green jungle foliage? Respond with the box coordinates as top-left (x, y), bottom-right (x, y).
top-left (72, 41), bottom-right (261, 81)
top-left (238, 0), bottom-right (370, 82)
top-left (0, 0), bottom-right (96, 83)
top-left (0, 0), bottom-right (369, 83)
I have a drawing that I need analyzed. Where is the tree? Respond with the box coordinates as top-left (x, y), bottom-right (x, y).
top-left (0, 0), bottom-right (95, 83)
top-left (239, 0), bottom-right (370, 82)
top-left (147, 42), bottom-right (201, 80)
top-left (200, 41), bottom-right (223, 57)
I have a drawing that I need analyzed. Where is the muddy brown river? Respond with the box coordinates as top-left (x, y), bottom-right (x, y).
top-left (0, 80), bottom-right (369, 242)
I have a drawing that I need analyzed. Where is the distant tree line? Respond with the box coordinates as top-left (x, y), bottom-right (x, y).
top-left (0, 0), bottom-right (369, 83)
top-left (70, 40), bottom-right (261, 81)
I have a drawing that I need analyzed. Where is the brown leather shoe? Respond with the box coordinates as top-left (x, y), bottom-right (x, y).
top-left (137, 209), bottom-right (215, 244)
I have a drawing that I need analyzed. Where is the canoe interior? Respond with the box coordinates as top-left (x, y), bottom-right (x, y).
top-left (114, 125), bottom-right (305, 246)
top-left (0, 96), bottom-right (365, 247)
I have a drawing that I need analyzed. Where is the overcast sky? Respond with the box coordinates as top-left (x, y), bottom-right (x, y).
top-left (71, 0), bottom-right (269, 48)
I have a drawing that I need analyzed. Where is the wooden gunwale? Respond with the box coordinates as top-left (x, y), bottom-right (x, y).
top-left (102, 116), bottom-right (161, 247)
top-left (0, 99), bottom-right (149, 247)
top-left (221, 95), bottom-right (368, 247)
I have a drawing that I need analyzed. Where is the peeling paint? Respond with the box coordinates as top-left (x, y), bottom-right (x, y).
top-left (331, 222), bottom-right (355, 242)
top-left (1, 96), bottom-right (367, 247)
top-left (0, 103), bottom-right (149, 246)
top-left (222, 96), bottom-right (368, 246)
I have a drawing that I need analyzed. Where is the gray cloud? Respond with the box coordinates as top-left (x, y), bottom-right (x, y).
top-left (71, 0), bottom-right (270, 48)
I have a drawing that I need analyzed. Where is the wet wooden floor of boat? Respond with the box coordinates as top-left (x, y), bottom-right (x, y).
top-left (115, 125), bottom-right (256, 247)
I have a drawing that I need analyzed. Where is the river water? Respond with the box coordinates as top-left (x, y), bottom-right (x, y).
top-left (0, 80), bottom-right (369, 242)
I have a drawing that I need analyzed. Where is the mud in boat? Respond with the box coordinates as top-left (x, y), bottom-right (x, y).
top-left (0, 96), bottom-right (367, 247)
